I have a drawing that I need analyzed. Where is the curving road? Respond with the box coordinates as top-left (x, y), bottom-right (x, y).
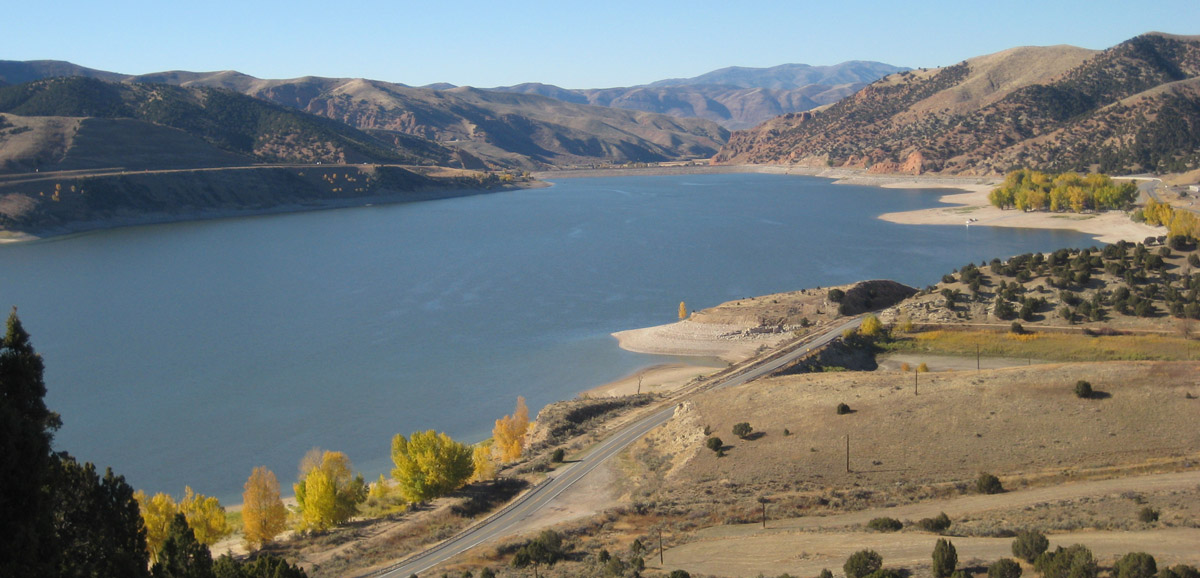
top-left (371, 316), bottom-right (864, 578)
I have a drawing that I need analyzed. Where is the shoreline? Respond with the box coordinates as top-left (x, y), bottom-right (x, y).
top-left (874, 182), bottom-right (1165, 244)
top-left (0, 182), bottom-right (547, 244)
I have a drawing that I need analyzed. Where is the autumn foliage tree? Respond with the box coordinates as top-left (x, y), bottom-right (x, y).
top-left (241, 466), bottom-right (287, 550)
top-left (391, 430), bottom-right (474, 503)
top-left (179, 486), bottom-right (231, 547)
top-left (679, 301), bottom-right (687, 320)
top-left (493, 396), bottom-right (531, 462)
top-left (293, 449), bottom-right (366, 532)
top-left (472, 443), bottom-right (496, 482)
top-left (136, 491), bottom-right (181, 563)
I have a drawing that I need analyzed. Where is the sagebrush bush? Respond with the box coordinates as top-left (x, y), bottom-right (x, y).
top-left (977, 472), bottom-right (1004, 494)
top-left (989, 558), bottom-right (1023, 578)
top-left (1012, 530), bottom-right (1049, 562)
top-left (843, 550), bottom-right (882, 578)
top-left (1074, 380), bottom-right (1093, 399)
top-left (917, 512), bottom-right (951, 532)
top-left (866, 517), bottom-right (903, 532)
top-left (836, 403), bottom-right (851, 415)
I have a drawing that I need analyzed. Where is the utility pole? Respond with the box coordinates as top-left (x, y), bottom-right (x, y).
top-left (658, 528), bottom-right (664, 565)
top-left (637, 374), bottom-right (642, 395)
top-left (845, 434), bottom-right (851, 473)
top-left (914, 368), bottom-right (918, 396)
top-left (976, 344), bottom-right (980, 372)
top-left (758, 497), bottom-right (768, 528)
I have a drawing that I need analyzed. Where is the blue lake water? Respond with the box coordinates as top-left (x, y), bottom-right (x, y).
top-left (0, 173), bottom-right (1099, 503)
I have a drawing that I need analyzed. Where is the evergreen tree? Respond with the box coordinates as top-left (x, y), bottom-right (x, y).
top-left (151, 513), bottom-right (215, 578)
top-left (0, 308), bottom-right (61, 578)
top-left (932, 538), bottom-right (958, 578)
top-left (48, 452), bottom-right (150, 578)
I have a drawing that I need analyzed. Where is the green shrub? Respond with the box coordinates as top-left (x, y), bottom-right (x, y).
top-left (1074, 380), bottom-right (1093, 399)
top-left (1035, 544), bottom-right (1097, 578)
top-left (977, 472), bottom-right (1004, 494)
top-left (706, 437), bottom-right (723, 452)
top-left (843, 549), bottom-right (883, 578)
top-left (988, 558), bottom-right (1022, 578)
top-left (668, 571), bottom-right (691, 578)
top-left (819, 570), bottom-right (833, 578)
top-left (1160, 565), bottom-right (1200, 578)
top-left (551, 448), bottom-right (565, 463)
top-left (932, 538), bottom-right (957, 578)
top-left (1114, 552), bottom-right (1157, 578)
top-left (732, 422), bottom-right (753, 439)
top-left (836, 403), bottom-right (851, 415)
top-left (1012, 529), bottom-right (1049, 562)
top-left (917, 512), bottom-right (952, 532)
top-left (828, 289), bottom-right (846, 303)
top-left (863, 570), bottom-right (903, 578)
top-left (1137, 506), bottom-right (1159, 523)
top-left (866, 517), bottom-right (903, 532)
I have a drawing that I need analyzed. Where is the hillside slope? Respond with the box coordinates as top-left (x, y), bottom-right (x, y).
top-left (0, 77), bottom-right (454, 171)
top-left (230, 79), bottom-right (729, 169)
top-left (0, 62), bottom-right (731, 170)
top-left (716, 33), bottom-right (1200, 176)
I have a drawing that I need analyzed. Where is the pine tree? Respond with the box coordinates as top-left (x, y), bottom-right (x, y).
top-left (0, 307), bottom-right (61, 578)
top-left (151, 513), bottom-right (215, 578)
top-left (48, 452), bottom-right (150, 578)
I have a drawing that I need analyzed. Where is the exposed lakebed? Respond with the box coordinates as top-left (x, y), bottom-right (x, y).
top-left (0, 173), bottom-right (1098, 502)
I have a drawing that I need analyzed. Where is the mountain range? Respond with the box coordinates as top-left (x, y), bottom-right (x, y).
top-left (488, 61), bottom-right (907, 130)
top-left (715, 32), bottom-right (1200, 177)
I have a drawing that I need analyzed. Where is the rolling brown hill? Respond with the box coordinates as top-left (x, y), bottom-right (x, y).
top-left (228, 78), bottom-right (730, 169)
top-left (715, 33), bottom-right (1200, 176)
top-left (0, 77), bottom-right (456, 172)
top-left (0, 62), bottom-right (731, 170)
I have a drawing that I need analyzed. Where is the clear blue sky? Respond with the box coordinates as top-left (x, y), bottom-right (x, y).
top-left (8, 0), bottom-right (1199, 88)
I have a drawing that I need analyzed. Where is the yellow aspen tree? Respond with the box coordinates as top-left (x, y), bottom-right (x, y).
top-left (242, 466), bottom-right (287, 550)
top-left (472, 443), bottom-right (496, 482)
top-left (368, 474), bottom-right (391, 501)
top-left (294, 449), bottom-right (366, 532)
top-left (179, 486), bottom-right (231, 546)
top-left (391, 430), bottom-right (474, 502)
top-left (134, 490), bottom-right (178, 562)
top-left (492, 397), bottom-right (531, 462)
top-left (299, 468), bottom-right (338, 531)
top-left (679, 301), bottom-right (687, 320)
top-left (859, 314), bottom-right (883, 337)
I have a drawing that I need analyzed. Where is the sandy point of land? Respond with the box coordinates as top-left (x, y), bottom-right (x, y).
top-left (584, 363), bottom-right (724, 398)
top-left (612, 319), bottom-right (792, 363)
top-left (876, 184), bottom-right (1166, 244)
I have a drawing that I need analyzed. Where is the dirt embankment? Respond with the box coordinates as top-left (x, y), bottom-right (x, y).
top-left (614, 280), bottom-right (915, 362)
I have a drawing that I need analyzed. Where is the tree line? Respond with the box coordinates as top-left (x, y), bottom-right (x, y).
top-left (987, 169), bottom-right (1138, 213)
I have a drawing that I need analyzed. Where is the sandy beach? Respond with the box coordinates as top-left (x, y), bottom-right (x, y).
top-left (872, 180), bottom-right (1165, 244)
top-left (582, 362), bottom-right (724, 397)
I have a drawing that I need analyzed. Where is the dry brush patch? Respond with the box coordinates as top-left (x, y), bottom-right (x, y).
top-left (624, 361), bottom-right (1200, 518)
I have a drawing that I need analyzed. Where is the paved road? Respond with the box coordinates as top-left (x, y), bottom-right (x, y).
top-left (372, 316), bottom-right (865, 578)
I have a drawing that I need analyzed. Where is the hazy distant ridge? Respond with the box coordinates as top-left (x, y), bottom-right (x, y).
top-left (489, 61), bottom-right (907, 129)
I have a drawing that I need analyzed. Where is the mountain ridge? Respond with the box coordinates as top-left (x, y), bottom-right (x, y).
top-left (715, 33), bottom-right (1200, 176)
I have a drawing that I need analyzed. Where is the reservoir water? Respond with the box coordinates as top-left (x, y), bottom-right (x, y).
top-left (0, 173), bottom-right (1099, 503)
